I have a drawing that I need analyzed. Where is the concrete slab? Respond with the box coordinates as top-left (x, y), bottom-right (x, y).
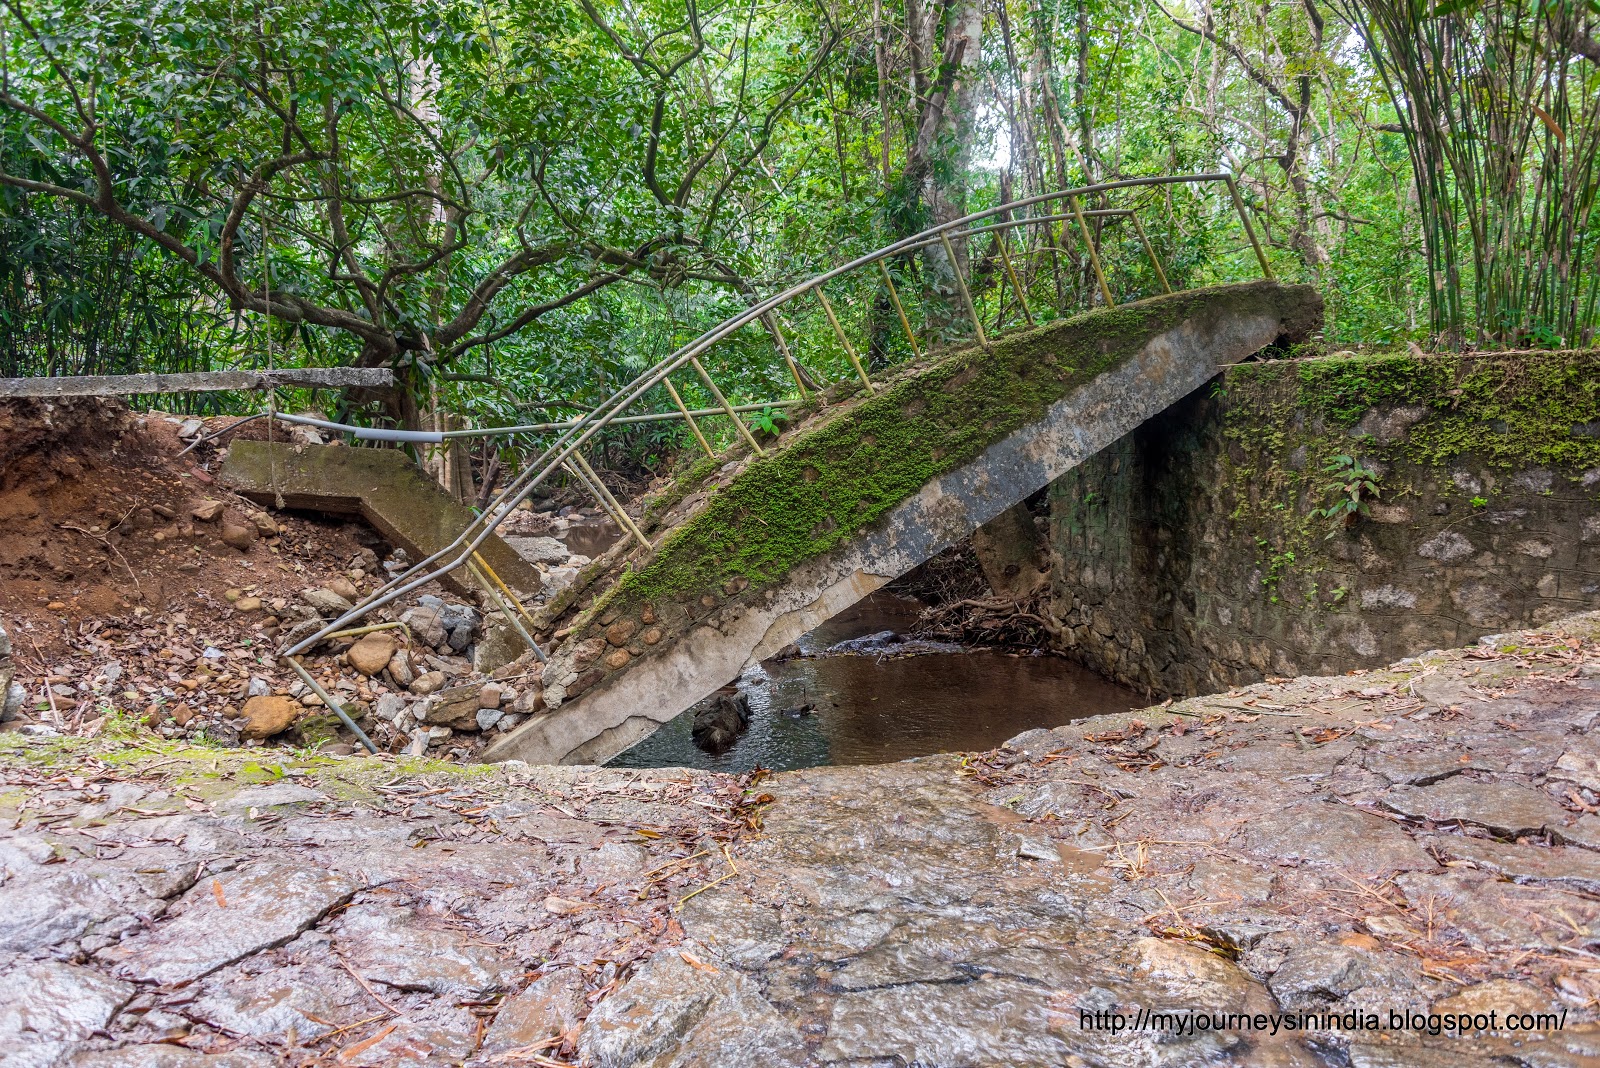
top-left (221, 441), bottom-right (542, 598)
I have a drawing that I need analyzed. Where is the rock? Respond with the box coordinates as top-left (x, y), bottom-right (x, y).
top-left (447, 623), bottom-right (475, 654)
top-left (544, 566), bottom-right (580, 594)
top-left (1234, 801), bottom-right (1433, 876)
top-left (388, 648), bottom-right (415, 687)
top-left (1382, 778), bottom-right (1571, 837)
top-left (512, 686), bottom-right (545, 714)
top-left (375, 693), bottom-right (409, 722)
top-left (479, 683), bottom-right (504, 709)
top-left (326, 577), bottom-right (359, 603)
top-left (105, 861), bottom-right (361, 985)
top-left (240, 695), bottom-right (300, 739)
top-left (301, 588), bottom-right (354, 616)
top-left (606, 619), bottom-right (638, 646)
top-left (219, 520), bottom-right (257, 551)
top-left (0, 959), bottom-right (134, 1045)
top-left (234, 596), bottom-right (263, 613)
top-left (476, 707), bottom-right (504, 731)
top-left (332, 902), bottom-right (518, 997)
top-left (69, 1046), bottom-right (282, 1067)
top-left (425, 684), bottom-right (487, 730)
top-left (401, 606), bottom-right (448, 649)
top-left (251, 512), bottom-right (278, 537)
top-left (604, 648), bottom-right (631, 670)
top-left (505, 536), bottom-right (571, 565)
top-left (691, 692), bottom-right (749, 753)
top-left (411, 670), bottom-right (446, 696)
top-left (191, 500), bottom-right (225, 522)
top-left (483, 969), bottom-right (587, 1056)
top-left (346, 632), bottom-right (397, 677)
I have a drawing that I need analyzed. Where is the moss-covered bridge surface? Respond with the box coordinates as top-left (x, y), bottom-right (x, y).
top-left (487, 280), bottom-right (1323, 766)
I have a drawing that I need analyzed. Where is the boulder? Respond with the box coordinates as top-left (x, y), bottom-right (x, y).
top-left (326, 577), bottom-right (360, 603)
top-left (401, 606), bottom-right (448, 649)
top-left (191, 500), bottom-right (226, 522)
top-left (220, 520), bottom-right (258, 551)
top-left (411, 670), bottom-right (446, 696)
top-left (388, 648), bottom-right (416, 688)
top-left (301, 588), bottom-right (354, 616)
top-left (506, 536), bottom-right (571, 565)
top-left (424, 685), bottom-right (487, 730)
top-left (346, 632), bottom-right (398, 677)
top-left (241, 696), bottom-right (300, 739)
top-left (691, 692), bottom-right (750, 753)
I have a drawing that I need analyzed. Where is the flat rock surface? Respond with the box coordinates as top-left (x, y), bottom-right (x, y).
top-left (7, 614), bottom-right (1600, 1065)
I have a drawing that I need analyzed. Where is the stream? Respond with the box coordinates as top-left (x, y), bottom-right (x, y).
top-left (607, 589), bottom-right (1140, 772)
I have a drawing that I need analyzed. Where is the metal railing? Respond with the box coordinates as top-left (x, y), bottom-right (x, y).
top-left (280, 172), bottom-right (1272, 750)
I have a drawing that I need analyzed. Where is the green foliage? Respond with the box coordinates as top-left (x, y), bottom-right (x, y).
top-left (1309, 454), bottom-right (1382, 535)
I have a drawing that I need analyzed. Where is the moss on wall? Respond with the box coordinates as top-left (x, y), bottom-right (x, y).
top-left (592, 282), bottom-right (1312, 624)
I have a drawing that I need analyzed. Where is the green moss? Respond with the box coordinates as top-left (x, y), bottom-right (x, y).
top-left (599, 283), bottom-right (1305, 617)
top-left (1290, 350), bottom-right (1600, 469)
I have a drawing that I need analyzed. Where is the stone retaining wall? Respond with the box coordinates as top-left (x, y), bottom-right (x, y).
top-left (1044, 351), bottom-right (1600, 695)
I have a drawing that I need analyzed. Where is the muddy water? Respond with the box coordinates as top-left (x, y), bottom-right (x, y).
top-left (608, 590), bottom-right (1140, 772)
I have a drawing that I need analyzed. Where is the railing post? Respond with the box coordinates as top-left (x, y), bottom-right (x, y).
top-left (938, 230), bottom-right (990, 349)
top-left (1225, 175), bottom-right (1274, 280)
top-left (813, 285), bottom-right (876, 393)
top-left (691, 356), bottom-right (768, 455)
top-left (764, 312), bottom-right (809, 399)
top-left (1069, 195), bottom-right (1116, 307)
top-left (661, 377), bottom-right (715, 458)
top-left (1129, 211), bottom-right (1172, 294)
top-left (569, 450), bottom-right (651, 550)
top-left (876, 260), bottom-right (923, 360)
top-left (996, 224), bottom-right (1035, 326)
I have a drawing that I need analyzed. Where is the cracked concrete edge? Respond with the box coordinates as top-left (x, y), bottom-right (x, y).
top-left (484, 297), bottom-right (1303, 767)
top-left (220, 440), bottom-right (544, 598)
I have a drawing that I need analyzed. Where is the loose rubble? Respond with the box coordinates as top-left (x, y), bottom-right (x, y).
top-left (7, 614), bottom-right (1600, 1065)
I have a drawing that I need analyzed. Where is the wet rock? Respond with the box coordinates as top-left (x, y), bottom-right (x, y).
top-left (691, 692), bottom-right (749, 753)
top-left (482, 968), bottom-right (587, 1056)
top-left (0, 959), bottom-right (134, 1048)
top-left (1427, 834), bottom-right (1600, 894)
top-left (239, 695), bottom-right (300, 739)
top-left (821, 977), bottom-right (1068, 1067)
top-left (678, 890), bottom-right (786, 967)
top-left (346, 632), bottom-right (397, 677)
top-left (1268, 943), bottom-right (1407, 1007)
top-left (301, 587), bottom-right (354, 616)
top-left (1381, 777), bottom-right (1571, 837)
top-left (67, 1047), bottom-right (279, 1067)
top-left (105, 861), bottom-right (362, 985)
top-left (1234, 801), bottom-right (1434, 876)
top-left (333, 902), bottom-right (518, 997)
top-left (188, 954), bottom-right (369, 1041)
top-left (581, 947), bottom-right (805, 1068)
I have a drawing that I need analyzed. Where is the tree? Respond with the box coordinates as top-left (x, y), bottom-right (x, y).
top-left (0, 0), bottom-right (840, 422)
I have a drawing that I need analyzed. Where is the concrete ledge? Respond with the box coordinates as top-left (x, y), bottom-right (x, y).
top-left (221, 440), bottom-right (542, 597)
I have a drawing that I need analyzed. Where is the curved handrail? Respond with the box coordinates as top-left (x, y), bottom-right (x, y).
top-left (280, 171), bottom-right (1273, 749)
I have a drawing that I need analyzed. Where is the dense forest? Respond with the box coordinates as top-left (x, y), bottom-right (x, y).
top-left (2, 0), bottom-right (1599, 463)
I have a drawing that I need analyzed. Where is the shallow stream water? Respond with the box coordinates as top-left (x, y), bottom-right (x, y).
top-left (608, 590), bottom-right (1140, 772)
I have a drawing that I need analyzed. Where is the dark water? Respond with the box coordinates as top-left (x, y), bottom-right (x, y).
top-left (607, 591), bottom-right (1140, 772)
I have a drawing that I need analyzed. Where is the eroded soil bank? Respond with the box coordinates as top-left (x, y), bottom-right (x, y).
top-left (8, 614), bottom-right (1600, 1066)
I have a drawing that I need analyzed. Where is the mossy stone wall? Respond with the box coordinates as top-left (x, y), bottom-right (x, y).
top-left (1048, 352), bottom-right (1600, 695)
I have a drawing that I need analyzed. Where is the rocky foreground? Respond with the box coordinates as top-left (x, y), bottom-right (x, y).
top-left (9, 617), bottom-right (1600, 1066)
